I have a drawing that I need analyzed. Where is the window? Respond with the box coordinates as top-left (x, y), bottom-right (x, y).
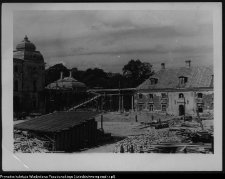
top-left (197, 104), bottom-right (203, 113)
top-left (197, 93), bottom-right (203, 98)
top-left (14, 81), bottom-right (18, 91)
top-left (139, 94), bottom-right (143, 99)
top-left (179, 93), bottom-right (184, 98)
top-left (33, 81), bottom-right (37, 92)
top-left (149, 104), bottom-right (154, 111)
top-left (150, 79), bottom-right (155, 85)
top-left (150, 78), bottom-right (158, 85)
top-left (149, 94), bottom-right (153, 99)
top-left (179, 77), bottom-right (188, 85)
top-left (14, 66), bottom-right (18, 73)
top-left (161, 93), bottom-right (167, 98)
top-left (162, 104), bottom-right (167, 112)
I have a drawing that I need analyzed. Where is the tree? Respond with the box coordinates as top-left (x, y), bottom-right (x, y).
top-left (45, 63), bottom-right (69, 86)
top-left (122, 59), bottom-right (154, 87)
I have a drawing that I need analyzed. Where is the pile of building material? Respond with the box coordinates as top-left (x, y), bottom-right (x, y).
top-left (113, 118), bottom-right (213, 154)
top-left (14, 137), bottom-right (50, 153)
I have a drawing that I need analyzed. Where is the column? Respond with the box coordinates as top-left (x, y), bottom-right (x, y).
top-left (121, 95), bottom-right (124, 112)
top-left (131, 95), bottom-right (134, 111)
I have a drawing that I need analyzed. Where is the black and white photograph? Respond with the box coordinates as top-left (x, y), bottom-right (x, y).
top-left (2, 3), bottom-right (222, 171)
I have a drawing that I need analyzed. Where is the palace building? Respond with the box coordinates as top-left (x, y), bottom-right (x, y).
top-left (13, 36), bottom-right (45, 118)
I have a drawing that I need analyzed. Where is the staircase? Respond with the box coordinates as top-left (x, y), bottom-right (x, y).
top-left (68, 92), bottom-right (101, 111)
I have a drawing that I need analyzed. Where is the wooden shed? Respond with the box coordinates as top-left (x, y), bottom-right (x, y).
top-left (14, 111), bottom-right (101, 152)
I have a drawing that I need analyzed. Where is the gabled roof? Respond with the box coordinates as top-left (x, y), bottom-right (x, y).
top-left (137, 66), bottom-right (213, 90)
top-left (14, 111), bottom-right (100, 132)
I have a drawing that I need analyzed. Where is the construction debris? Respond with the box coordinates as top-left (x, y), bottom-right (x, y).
top-left (14, 137), bottom-right (51, 153)
top-left (113, 118), bottom-right (213, 154)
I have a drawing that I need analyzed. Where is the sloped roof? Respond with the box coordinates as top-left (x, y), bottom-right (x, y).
top-left (46, 76), bottom-right (86, 90)
top-left (137, 66), bottom-right (213, 90)
top-left (14, 111), bottom-right (100, 132)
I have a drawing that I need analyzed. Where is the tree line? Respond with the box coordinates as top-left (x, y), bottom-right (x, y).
top-left (45, 59), bottom-right (154, 89)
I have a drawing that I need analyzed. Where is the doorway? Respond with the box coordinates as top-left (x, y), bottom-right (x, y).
top-left (179, 104), bottom-right (184, 116)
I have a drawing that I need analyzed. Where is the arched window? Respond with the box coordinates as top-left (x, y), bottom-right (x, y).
top-left (149, 104), bottom-right (154, 111)
top-left (33, 80), bottom-right (37, 92)
top-left (179, 93), bottom-right (184, 98)
top-left (14, 80), bottom-right (18, 91)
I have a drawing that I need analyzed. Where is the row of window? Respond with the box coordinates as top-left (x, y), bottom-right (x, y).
top-left (138, 93), bottom-right (203, 99)
top-left (14, 80), bottom-right (37, 91)
top-left (138, 104), bottom-right (205, 112)
top-left (138, 104), bottom-right (167, 112)
top-left (138, 93), bottom-right (167, 99)
top-left (149, 77), bottom-right (188, 86)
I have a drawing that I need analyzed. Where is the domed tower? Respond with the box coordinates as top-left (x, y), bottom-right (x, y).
top-left (13, 36), bottom-right (45, 117)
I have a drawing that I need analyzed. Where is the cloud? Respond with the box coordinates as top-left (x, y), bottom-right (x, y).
top-left (13, 10), bottom-right (213, 73)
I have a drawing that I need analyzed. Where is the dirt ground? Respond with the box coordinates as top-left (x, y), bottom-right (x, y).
top-left (78, 111), bottom-right (213, 153)
top-left (13, 111), bottom-right (213, 153)
top-left (78, 112), bottom-right (178, 153)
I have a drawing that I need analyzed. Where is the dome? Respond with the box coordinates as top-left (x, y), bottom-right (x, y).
top-left (46, 72), bottom-right (87, 91)
top-left (16, 35), bottom-right (36, 51)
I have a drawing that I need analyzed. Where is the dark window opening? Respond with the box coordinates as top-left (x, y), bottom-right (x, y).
top-left (179, 93), bottom-right (184, 98)
top-left (197, 104), bottom-right (203, 113)
top-left (179, 77), bottom-right (188, 85)
top-left (150, 79), bottom-right (155, 85)
top-left (161, 93), bottom-right (167, 99)
top-left (14, 66), bottom-right (18, 73)
top-left (139, 94), bottom-right (143, 99)
top-left (162, 104), bottom-right (167, 112)
top-left (14, 81), bottom-right (18, 91)
top-left (150, 78), bottom-right (158, 85)
top-left (149, 94), bottom-right (153, 99)
top-left (198, 93), bottom-right (203, 98)
top-left (149, 104), bottom-right (154, 111)
top-left (33, 81), bottom-right (37, 92)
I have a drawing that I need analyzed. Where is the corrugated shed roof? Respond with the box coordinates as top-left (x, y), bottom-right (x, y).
top-left (14, 111), bottom-right (101, 132)
top-left (137, 66), bottom-right (213, 90)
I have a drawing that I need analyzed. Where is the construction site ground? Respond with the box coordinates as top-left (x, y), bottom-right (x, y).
top-left (76, 111), bottom-right (213, 153)
top-left (13, 111), bottom-right (214, 153)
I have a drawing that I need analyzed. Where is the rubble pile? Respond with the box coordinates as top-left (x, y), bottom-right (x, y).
top-left (113, 119), bottom-right (213, 154)
top-left (113, 128), bottom-right (188, 153)
top-left (14, 137), bottom-right (51, 153)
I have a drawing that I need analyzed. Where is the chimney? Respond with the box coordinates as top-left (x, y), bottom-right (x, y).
top-left (69, 70), bottom-right (72, 78)
top-left (185, 60), bottom-right (191, 68)
top-left (161, 63), bottom-right (165, 70)
top-left (60, 72), bottom-right (63, 79)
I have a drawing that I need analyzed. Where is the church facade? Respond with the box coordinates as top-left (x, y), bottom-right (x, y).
top-left (13, 36), bottom-right (45, 117)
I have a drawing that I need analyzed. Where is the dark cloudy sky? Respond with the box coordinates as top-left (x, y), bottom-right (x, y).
top-left (13, 10), bottom-right (213, 72)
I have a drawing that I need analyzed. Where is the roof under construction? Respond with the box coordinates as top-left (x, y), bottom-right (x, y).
top-left (14, 111), bottom-right (101, 133)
